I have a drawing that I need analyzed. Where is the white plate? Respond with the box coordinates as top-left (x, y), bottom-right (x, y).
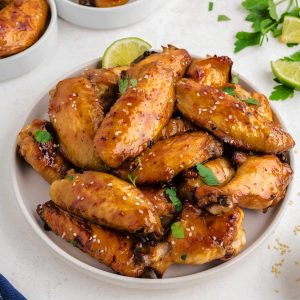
top-left (11, 57), bottom-right (294, 289)
top-left (55, 0), bottom-right (164, 29)
top-left (0, 0), bottom-right (58, 81)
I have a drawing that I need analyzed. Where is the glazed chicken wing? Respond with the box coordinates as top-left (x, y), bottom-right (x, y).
top-left (17, 119), bottom-right (70, 183)
top-left (150, 205), bottom-right (245, 277)
top-left (178, 158), bottom-right (235, 202)
top-left (82, 66), bottom-right (128, 114)
top-left (50, 171), bottom-right (163, 239)
top-left (176, 79), bottom-right (295, 154)
top-left (49, 77), bottom-right (105, 170)
top-left (127, 45), bottom-right (192, 81)
top-left (156, 118), bottom-right (197, 141)
top-left (0, 0), bottom-right (48, 58)
top-left (140, 187), bottom-right (176, 228)
top-left (186, 56), bottom-right (232, 88)
top-left (195, 154), bottom-right (293, 212)
top-left (94, 62), bottom-right (175, 168)
top-left (117, 131), bottom-right (223, 184)
top-left (225, 83), bottom-right (273, 122)
top-left (37, 201), bottom-right (147, 277)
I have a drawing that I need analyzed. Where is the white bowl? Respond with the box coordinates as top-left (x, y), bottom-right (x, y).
top-left (11, 57), bottom-right (294, 289)
top-left (55, 0), bottom-right (164, 29)
top-left (0, 0), bottom-right (58, 81)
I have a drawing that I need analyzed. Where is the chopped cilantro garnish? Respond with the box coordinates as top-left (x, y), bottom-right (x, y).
top-left (223, 86), bottom-right (237, 96)
top-left (118, 76), bottom-right (138, 95)
top-left (196, 163), bottom-right (220, 186)
top-left (165, 188), bottom-right (183, 212)
top-left (171, 222), bottom-right (185, 239)
top-left (240, 98), bottom-right (261, 105)
top-left (231, 74), bottom-right (239, 84)
top-left (218, 15), bottom-right (231, 21)
top-left (34, 130), bottom-right (52, 144)
top-left (66, 175), bottom-right (74, 181)
top-left (208, 1), bottom-right (214, 11)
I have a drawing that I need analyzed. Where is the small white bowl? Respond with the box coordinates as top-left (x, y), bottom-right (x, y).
top-left (11, 57), bottom-right (294, 289)
top-left (55, 0), bottom-right (164, 29)
top-left (0, 0), bottom-right (58, 81)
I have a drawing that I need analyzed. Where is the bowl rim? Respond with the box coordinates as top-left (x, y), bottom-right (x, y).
top-left (0, 0), bottom-right (57, 64)
top-left (58, 0), bottom-right (149, 11)
top-left (11, 56), bottom-right (295, 288)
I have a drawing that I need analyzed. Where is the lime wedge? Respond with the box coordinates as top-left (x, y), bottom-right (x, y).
top-left (280, 16), bottom-right (300, 44)
top-left (271, 60), bottom-right (300, 90)
top-left (102, 37), bottom-right (152, 68)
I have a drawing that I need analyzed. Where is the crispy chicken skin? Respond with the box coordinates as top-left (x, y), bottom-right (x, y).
top-left (82, 66), bottom-right (128, 114)
top-left (186, 56), bottom-right (232, 88)
top-left (140, 187), bottom-right (176, 227)
top-left (37, 201), bottom-right (147, 277)
top-left (176, 79), bottom-right (295, 154)
top-left (94, 62), bottom-right (175, 168)
top-left (0, 0), bottom-right (48, 58)
top-left (119, 131), bottom-right (223, 184)
top-left (195, 154), bottom-right (293, 212)
top-left (156, 118), bottom-right (197, 141)
top-left (50, 171), bottom-right (163, 239)
top-left (226, 83), bottom-right (273, 122)
top-left (178, 158), bottom-right (235, 201)
top-left (127, 45), bottom-right (192, 81)
top-left (49, 77), bottom-right (105, 170)
top-left (17, 119), bottom-right (70, 183)
top-left (150, 205), bottom-right (245, 277)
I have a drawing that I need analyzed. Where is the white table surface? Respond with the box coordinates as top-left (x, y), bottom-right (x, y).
top-left (1, 0), bottom-right (300, 299)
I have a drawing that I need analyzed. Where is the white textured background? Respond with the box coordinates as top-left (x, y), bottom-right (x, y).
top-left (1, 0), bottom-right (300, 299)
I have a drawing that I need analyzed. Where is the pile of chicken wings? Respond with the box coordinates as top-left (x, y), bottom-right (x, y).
top-left (17, 46), bottom-right (294, 278)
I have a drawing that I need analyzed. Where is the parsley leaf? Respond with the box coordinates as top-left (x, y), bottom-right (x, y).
top-left (34, 130), bottom-right (52, 144)
top-left (240, 98), bottom-right (261, 105)
top-left (70, 240), bottom-right (77, 246)
top-left (196, 163), bottom-right (220, 186)
top-left (270, 84), bottom-right (294, 100)
top-left (118, 76), bottom-right (129, 95)
top-left (223, 86), bottom-right (237, 96)
top-left (128, 173), bottom-right (138, 187)
top-left (166, 188), bottom-right (183, 212)
top-left (218, 15), bottom-right (231, 21)
top-left (118, 76), bottom-right (138, 94)
top-left (234, 31), bottom-right (261, 53)
top-left (235, 0), bottom-right (299, 52)
top-left (231, 74), bottom-right (239, 84)
top-left (127, 156), bottom-right (141, 187)
top-left (208, 1), bottom-right (214, 11)
top-left (181, 254), bottom-right (187, 261)
top-left (66, 175), bottom-right (74, 181)
top-left (171, 222), bottom-right (185, 239)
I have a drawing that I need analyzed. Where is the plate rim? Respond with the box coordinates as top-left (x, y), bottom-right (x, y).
top-left (11, 56), bottom-right (295, 288)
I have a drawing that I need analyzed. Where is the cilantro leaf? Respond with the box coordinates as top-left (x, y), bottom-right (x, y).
top-left (208, 1), bottom-right (214, 11)
top-left (231, 74), bottom-right (239, 84)
top-left (287, 43), bottom-right (299, 47)
top-left (218, 15), bottom-right (231, 21)
top-left (118, 77), bottom-right (129, 95)
top-left (118, 77), bottom-right (138, 94)
top-left (240, 98), bottom-right (261, 105)
top-left (34, 130), bottom-right (52, 144)
top-left (196, 163), bottom-right (220, 186)
top-left (223, 86), bottom-right (237, 96)
top-left (181, 254), bottom-right (187, 261)
top-left (171, 222), bottom-right (185, 239)
top-left (282, 50), bottom-right (300, 62)
top-left (234, 31), bottom-right (262, 53)
top-left (66, 175), bottom-right (74, 181)
top-left (128, 173), bottom-right (138, 187)
top-left (270, 85), bottom-right (294, 100)
top-left (242, 0), bottom-right (269, 12)
top-left (70, 240), bottom-right (77, 246)
top-left (268, 0), bottom-right (278, 20)
top-left (166, 188), bottom-right (183, 212)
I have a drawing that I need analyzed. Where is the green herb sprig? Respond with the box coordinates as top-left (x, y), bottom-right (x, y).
top-left (234, 0), bottom-right (300, 53)
top-left (118, 76), bottom-right (138, 95)
top-left (34, 130), bottom-right (52, 144)
top-left (196, 163), bottom-right (220, 186)
top-left (165, 188), bottom-right (183, 212)
top-left (171, 222), bottom-right (185, 239)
